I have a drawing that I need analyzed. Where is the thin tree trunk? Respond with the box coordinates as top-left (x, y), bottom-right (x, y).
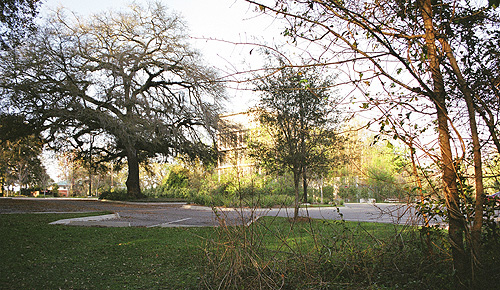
top-left (88, 136), bottom-right (93, 197)
top-left (302, 166), bottom-right (308, 203)
top-left (88, 171), bottom-right (92, 197)
top-left (435, 81), bottom-right (468, 288)
top-left (440, 37), bottom-right (484, 279)
top-left (320, 176), bottom-right (324, 204)
top-left (465, 88), bottom-right (484, 282)
top-left (418, 0), bottom-right (468, 286)
top-left (293, 170), bottom-right (300, 219)
top-left (125, 147), bottom-right (142, 198)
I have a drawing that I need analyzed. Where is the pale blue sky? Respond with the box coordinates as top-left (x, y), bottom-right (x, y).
top-left (41, 0), bottom-right (263, 39)
top-left (40, 1), bottom-right (280, 66)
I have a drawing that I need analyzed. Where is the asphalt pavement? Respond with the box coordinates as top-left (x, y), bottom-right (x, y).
top-left (0, 197), bottom-right (431, 228)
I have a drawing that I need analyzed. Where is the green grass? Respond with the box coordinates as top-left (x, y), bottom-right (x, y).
top-left (0, 213), bottom-right (454, 289)
top-left (248, 216), bottom-right (401, 252)
top-left (205, 216), bottom-right (454, 289)
top-left (0, 212), bottom-right (213, 289)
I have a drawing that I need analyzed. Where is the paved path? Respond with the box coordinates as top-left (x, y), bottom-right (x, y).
top-left (0, 197), bottom-right (430, 227)
top-left (258, 203), bottom-right (424, 225)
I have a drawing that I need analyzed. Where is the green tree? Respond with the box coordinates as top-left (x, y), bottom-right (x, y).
top-left (249, 63), bottom-right (342, 218)
top-left (0, 115), bottom-right (50, 195)
top-left (365, 143), bottom-right (409, 202)
top-left (0, 2), bottom-right (224, 198)
top-left (333, 128), bottom-right (410, 203)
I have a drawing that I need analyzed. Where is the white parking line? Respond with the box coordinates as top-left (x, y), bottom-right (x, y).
top-left (148, 217), bottom-right (192, 228)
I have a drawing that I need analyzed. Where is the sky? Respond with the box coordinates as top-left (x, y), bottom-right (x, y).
top-left (40, 0), bottom-right (285, 112)
top-left (41, 0), bottom-right (272, 42)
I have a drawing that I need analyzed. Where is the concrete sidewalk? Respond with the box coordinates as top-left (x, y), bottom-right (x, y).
top-left (49, 213), bottom-right (132, 227)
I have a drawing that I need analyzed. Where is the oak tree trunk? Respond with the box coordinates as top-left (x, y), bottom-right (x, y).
top-left (125, 147), bottom-right (142, 199)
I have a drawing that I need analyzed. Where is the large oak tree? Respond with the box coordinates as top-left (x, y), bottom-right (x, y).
top-left (0, 2), bottom-right (224, 197)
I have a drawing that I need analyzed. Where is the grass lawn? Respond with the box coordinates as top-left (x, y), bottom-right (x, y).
top-left (0, 212), bottom-right (213, 289)
top-left (0, 212), bottom-right (452, 289)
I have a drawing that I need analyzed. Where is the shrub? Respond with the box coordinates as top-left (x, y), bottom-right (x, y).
top-left (98, 189), bottom-right (131, 201)
top-left (256, 194), bottom-right (294, 208)
top-left (144, 169), bottom-right (310, 208)
top-left (164, 165), bottom-right (189, 189)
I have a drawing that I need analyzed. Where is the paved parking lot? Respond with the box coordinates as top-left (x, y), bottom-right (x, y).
top-left (0, 197), bottom-right (244, 227)
top-left (0, 197), bottom-right (429, 227)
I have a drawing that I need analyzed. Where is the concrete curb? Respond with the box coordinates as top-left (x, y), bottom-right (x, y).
top-left (50, 213), bottom-right (122, 226)
top-left (100, 199), bottom-right (188, 206)
top-left (181, 204), bottom-right (213, 211)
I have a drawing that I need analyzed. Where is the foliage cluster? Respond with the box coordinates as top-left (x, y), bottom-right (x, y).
top-left (144, 168), bottom-right (297, 207)
top-left (332, 137), bottom-right (413, 203)
top-left (136, 131), bottom-right (413, 207)
top-left (98, 188), bottom-right (136, 201)
top-left (337, 177), bottom-right (411, 203)
top-left (0, 0), bottom-right (41, 49)
top-left (0, 114), bottom-right (52, 196)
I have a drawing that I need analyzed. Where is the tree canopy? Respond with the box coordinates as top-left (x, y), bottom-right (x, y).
top-left (0, 0), bottom-right (41, 49)
top-left (249, 62), bottom-right (342, 218)
top-left (0, 2), bottom-right (224, 197)
top-left (0, 113), bottom-right (50, 195)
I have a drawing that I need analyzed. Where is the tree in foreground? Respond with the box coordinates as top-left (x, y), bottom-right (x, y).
top-left (245, 0), bottom-right (500, 286)
top-left (0, 2), bottom-right (224, 198)
top-left (249, 61), bottom-right (343, 219)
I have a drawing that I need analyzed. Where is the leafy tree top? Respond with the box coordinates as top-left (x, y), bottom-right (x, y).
top-left (249, 61), bottom-right (343, 176)
top-left (0, 0), bottom-right (41, 49)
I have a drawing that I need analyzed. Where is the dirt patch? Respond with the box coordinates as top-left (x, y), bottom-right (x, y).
top-left (288, 216), bottom-right (313, 223)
